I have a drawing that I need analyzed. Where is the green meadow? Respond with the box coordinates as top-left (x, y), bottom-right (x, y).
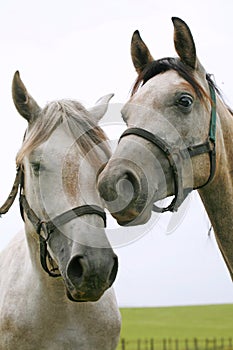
top-left (117, 304), bottom-right (233, 344)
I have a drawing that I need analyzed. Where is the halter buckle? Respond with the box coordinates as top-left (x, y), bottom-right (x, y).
top-left (38, 221), bottom-right (50, 241)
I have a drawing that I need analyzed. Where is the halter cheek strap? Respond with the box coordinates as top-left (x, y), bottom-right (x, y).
top-left (119, 82), bottom-right (217, 213)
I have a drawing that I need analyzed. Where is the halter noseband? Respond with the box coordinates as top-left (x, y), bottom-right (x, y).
top-left (0, 166), bottom-right (106, 277)
top-left (119, 82), bottom-right (217, 213)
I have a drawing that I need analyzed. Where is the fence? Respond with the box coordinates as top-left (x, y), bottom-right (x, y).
top-left (119, 338), bottom-right (233, 350)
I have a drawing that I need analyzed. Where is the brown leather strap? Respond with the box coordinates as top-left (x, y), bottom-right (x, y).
top-left (46, 205), bottom-right (106, 234)
top-left (19, 194), bottom-right (41, 230)
top-left (0, 167), bottom-right (22, 215)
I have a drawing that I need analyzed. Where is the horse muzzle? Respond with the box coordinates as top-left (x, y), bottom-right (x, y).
top-left (98, 160), bottom-right (153, 225)
top-left (65, 250), bottom-right (118, 302)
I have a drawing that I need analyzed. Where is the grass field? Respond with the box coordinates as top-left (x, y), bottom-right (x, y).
top-left (118, 304), bottom-right (233, 343)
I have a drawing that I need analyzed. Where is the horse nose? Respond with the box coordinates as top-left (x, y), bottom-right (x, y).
top-left (66, 252), bottom-right (118, 301)
top-left (98, 167), bottom-right (141, 212)
top-left (98, 161), bottom-right (151, 225)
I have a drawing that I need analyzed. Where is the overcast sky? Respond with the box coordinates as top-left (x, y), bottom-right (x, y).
top-left (0, 0), bottom-right (233, 307)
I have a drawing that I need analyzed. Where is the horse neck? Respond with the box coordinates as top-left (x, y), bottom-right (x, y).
top-left (199, 98), bottom-right (233, 278)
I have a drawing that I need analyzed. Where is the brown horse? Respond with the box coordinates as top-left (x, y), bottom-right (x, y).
top-left (98, 18), bottom-right (233, 279)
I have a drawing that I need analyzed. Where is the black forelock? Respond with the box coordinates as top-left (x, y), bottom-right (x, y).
top-left (132, 57), bottom-right (206, 100)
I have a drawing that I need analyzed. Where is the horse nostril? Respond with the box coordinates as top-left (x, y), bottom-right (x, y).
top-left (114, 171), bottom-right (140, 206)
top-left (116, 174), bottom-right (134, 199)
top-left (67, 255), bottom-right (84, 284)
top-left (109, 256), bottom-right (118, 287)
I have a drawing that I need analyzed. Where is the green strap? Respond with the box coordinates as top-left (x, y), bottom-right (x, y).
top-left (209, 83), bottom-right (217, 143)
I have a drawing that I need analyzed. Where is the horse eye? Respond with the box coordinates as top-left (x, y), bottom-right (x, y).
top-left (31, 162), bottom-right (41, 174)
top-left (177, 95), bottom-right (193, 108)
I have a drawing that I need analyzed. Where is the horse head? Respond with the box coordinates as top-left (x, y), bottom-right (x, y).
top-left (12, 71), bottom-right (118, 302)
top-left (98, 17), bottom-right (217, 225)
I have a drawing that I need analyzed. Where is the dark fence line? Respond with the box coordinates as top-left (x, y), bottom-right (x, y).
top-left (119, 337), bottom-right (233, 350)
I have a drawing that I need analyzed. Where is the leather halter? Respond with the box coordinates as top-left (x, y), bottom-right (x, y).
top-left (119, 82), bottom-right (217, 213)
top-left (0, 166), bottom-right (106, 277)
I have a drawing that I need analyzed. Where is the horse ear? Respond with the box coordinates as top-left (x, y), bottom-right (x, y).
top-left (131, 30), bottom-right (154, 74)
top-left (12, 71), bottom-right (41, 123)
top-left (89, 93), bottom-right (114, 122)
top-left (172, 17), bottom-right (197, 69)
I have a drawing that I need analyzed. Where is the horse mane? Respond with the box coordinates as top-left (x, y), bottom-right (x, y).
top-left (131, 57), bottom-right (233, 114)
top-left (16, 100), bottom-right (111, 165)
